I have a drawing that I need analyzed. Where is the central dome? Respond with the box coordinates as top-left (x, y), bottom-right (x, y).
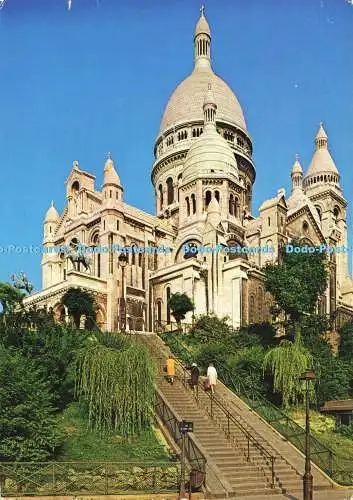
top-left (159, 68), bottom-right (247, 135)
top-left (158, 9), bottom-right (247, 136)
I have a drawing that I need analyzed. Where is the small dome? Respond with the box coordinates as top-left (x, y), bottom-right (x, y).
top-left (207, 197), bottom-right (221, 214)
top-left (306, 147), bottom-right (338, 176)
top-left (305, 123), bottom-right (338, 177)
top-left (316, 122), bottom-right (328, 140)
top-left (104, 155), bottom-right (121, 186)
top-left (45, 202), bottom-right (59, 222)
top-left (183, 123), bottom-right (238, 184)
top-left (291, 155), bottom-right (303, 175)
top-left (195, 12), bottom-right (211, 37)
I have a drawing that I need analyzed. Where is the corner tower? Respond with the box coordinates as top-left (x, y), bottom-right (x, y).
top-left (152, 7), bottom-right (255, 227)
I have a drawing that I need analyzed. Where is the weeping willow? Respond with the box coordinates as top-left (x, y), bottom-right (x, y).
top-left (76, 336), bottom-right (156, 435)
top-left (263, 333), bottom-right (313, 408)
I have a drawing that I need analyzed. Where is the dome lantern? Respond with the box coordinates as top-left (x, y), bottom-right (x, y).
top-left (194, 5), bottom-right (212, 70)
top-left (291, 154), bottom-right (303, 193)
top-left (203, 83), bottom-right (217, 128)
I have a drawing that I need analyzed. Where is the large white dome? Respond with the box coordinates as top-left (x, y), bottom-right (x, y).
top-left (158, 10), bottom-right (247, 137)
top-left (159, 67), bottom-right (247, 135)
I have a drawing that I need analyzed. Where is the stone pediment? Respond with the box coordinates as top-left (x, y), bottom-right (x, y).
top-left (286, 205), bottom-right (325, 244)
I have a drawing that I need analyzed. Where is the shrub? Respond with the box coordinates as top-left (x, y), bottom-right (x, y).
top-left (190, 314), bottom-right (234, 344)
top-left (195, 342), bottom-right (230, 371)
top-left (0, 346), bottom-right (63, 462)
top-left (227, 346), bottom-right (269, 395)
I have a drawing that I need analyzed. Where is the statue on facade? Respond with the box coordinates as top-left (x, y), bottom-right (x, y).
top-left (65, 239), bottom-right (92, 272)
top-left (10, 272), bottom-right (34, 295)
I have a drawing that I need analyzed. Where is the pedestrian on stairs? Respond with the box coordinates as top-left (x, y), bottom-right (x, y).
top-left (207, 363), bottom-right (218, 394)
top-left (166, 355), bottom-right (175, 385)
top-left (190, 363), bottom-right (200, 393)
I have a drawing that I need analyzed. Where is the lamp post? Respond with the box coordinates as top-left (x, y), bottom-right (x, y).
top-left (300, 369), bottom-right (316, 500)
top-left (118, 252), bottom-right (128, 332)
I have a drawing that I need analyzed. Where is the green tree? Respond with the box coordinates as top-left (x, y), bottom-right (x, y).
top-left (0, 346), bottom-right (63, 463)
top-left (339, 321), bottom-right (353, 360)
top-left (76, 336), bottom-right (155, 435)
top-left (263, 335), bottom-right (313, 408)
top-left (168, 292), bottom-right (194, 330)
top-left (190, 313), bottom-right (234, 344)
top-left (228, 346), bottom-right (270, 395)
top-left (264, 240), bottom-right (328, 331)
top-left (62, 287), bottom-right (97, 329)
top-left (0, 283), bottom-right (23, 314)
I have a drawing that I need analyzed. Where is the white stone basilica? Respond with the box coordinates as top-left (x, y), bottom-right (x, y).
top-left (24, 9), bottom-right (353, 331)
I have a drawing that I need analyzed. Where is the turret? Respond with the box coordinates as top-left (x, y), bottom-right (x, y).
top-left (303, 122), bottom-right (340, 192)
top-left (102, 153), bottom-right (123, 203)
top-left (43, 201), bottom-right (59, 243)
top-left (291, 154), bottom-right (303, 193)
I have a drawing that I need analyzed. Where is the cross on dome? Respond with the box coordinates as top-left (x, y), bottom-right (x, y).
top-left (200, 4), bottom-right (205, 16)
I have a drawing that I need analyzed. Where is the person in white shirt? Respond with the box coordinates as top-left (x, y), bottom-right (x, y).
top-left (207, 363), bottom-right (218, 394)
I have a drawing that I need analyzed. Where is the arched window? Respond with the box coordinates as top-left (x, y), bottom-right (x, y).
top-left (186, 197), bottom-right (190, 216)
top-left (158, 184), bottom-right (163, 211)
top-left (215, 190), bottom-right (220, 203)
top-left (167, 177), bottom-right (174, 205)
top-left (184, 242), bottom-right (198, 260)
top-left (333, 206), bottom-right (340, 222)
top-left (191, 194), bottom-right (196, 214)
top-left (227, 239), bottom-right (240, 261)
top-left (131, 244), bottom-right (136, 266)
top-left (177, 174), bottom-right (182, 201)
top-left (166, 287), bottom-right (171, 324)
top-left (157, 301), bottom-right (162, 323)
top-left (91, 233), bottom-right (100, 277)
top-left (71, 181), bottom-right (79, 194)
top-left (234, 197), bottom-right (239, 218)
top-left (249, 294), bottom-right (255, 324)
top-left (205, 190), bottom-right (212, 210)
top-left (229, 194), bottom-right (234, 215)
top-left (138, 252), bottom-right (143, 267)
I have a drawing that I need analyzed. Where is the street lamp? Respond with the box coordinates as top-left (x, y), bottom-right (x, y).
top-left (118, 252), bottom-right (128, 332)
top-left (300, 369), bottom-right (316, 500)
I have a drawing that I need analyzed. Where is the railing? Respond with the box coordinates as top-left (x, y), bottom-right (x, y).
top-left (173, 356), bottom-right (276, 489)
top-left (139, 334), bottom-right (276, 490)
top-left (160, 331), bottom-right (353, 486)
top-left (155, 391), bottom-right (206, 492)
top-left (0, 461), bottom-right (180, 496)
top-left (154, 319), bottom-right (193, 334)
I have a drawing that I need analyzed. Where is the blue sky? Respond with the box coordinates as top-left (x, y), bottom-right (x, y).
top-left (0, 0), bottom-right (352, 289)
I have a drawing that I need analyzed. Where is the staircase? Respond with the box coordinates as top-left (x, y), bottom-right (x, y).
top-left (136, 332), bottom-right (337, 499)
top-left (160, 375), bottom-right (281, 498)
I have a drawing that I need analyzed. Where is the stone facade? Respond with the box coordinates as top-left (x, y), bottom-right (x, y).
top-left (23, 10), bottom-right (353, 331)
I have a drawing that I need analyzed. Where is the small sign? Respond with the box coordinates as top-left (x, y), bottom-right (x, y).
top-left (179, 420), bottom-right (193, 433)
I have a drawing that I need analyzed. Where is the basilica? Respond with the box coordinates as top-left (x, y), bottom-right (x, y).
top-left (24, 9), bottom-right (353, 332)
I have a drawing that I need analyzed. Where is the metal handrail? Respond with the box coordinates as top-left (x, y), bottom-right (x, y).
top-left (159, 331), bottom-right (343, 481)
top-left (154, 319), bottom-right (193, 334)
top-left (172, 355), bottom-right (276, 488)
top-left (155, 390), bottom-right (206, 492)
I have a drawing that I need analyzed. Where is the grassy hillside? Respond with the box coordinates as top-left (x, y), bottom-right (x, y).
top-left (56, 403), bottom-right (171, 462)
